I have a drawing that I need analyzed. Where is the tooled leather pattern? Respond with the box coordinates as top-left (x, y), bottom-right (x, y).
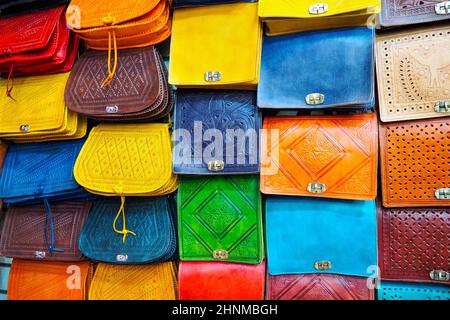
top-left (268, 274), bottom-right (374, 300)
top-left (378, 207), bottom-right (449, 283)
top-left (378, 282), bottom-right (450, 300)
top-left (384, 0), bottom-right (443, 17)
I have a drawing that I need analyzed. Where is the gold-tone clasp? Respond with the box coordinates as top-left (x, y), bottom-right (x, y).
top-left (213, 249), bottom-right (229, 260)
top-left (205, 72), bottom-right (222, 82)
top-left (435, 1), bottom-right (450, 14)
top-left (309, 3), bottom-right (329, 15)
top-left (307, 182), bottom-right (327, 194)
top-left (429, 270), bottom-right (450, 281)
top-left (435, 101), bottom-right (450, 113)
top-left (435, 188), bottom-right (450, 200)
top-left (208, 160), bottom-right (225, 172)
top-left (314, 261), bottom-right (332, 270)
top-left (305, 93), bottom-right (325, 105)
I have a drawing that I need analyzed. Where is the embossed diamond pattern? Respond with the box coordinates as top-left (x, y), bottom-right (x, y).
top-left (381, 0), bottom-right (449, 26)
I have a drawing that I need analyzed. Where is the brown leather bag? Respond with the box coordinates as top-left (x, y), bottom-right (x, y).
top-left (0, 201), bottom-right (92, 261)
top-left (65, 46), bottom-right (171, 121)
top-left (379, 118), bottom-right (450, 207)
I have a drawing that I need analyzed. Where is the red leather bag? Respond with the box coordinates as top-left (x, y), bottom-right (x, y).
top-left (178, 261), bottom-right (266, 300)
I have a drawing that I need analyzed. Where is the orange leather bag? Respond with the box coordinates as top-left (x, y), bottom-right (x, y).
top-left (261, 113), bottom-right (378, 200)
top-left (379, 118), bottom-right (450, 207)
top-left (7, 260), bottom-right (92, 300)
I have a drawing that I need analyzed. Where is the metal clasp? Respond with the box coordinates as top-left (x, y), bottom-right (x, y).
top-left (20, 125), bottom-right (30, 132)
top-left (435, 188), bottom-right (450, 199)
top-left (307, 182), bottom-right (327, 194)
top-left (309, 3), bottom-right (329, 15)
top-left (435, 1), bottom-right (450, 14)
top-left (434, 101), bottom-right (450, 113)
top-left (208, 160), bottom-right (225, 172)
top-left (205, 72), bottom-right (222, 82)
top-left (35, 251), bottom-right (46, 259)
top-left (429, 270), bottom-right (450, 281)
top-left (314, 261), bottom-right (332, 270)
top-left (305, 93), bottom-right (325, 105)
top-left (116, 254), bottom-right (128, 262)
top-left (213, 249), bottom-right (229, 260)
top-left (106, 105), bottom-right (119, 113)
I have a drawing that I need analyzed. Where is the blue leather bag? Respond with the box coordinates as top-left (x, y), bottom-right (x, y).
top-left (377, 282), bottom-right (450, 300)
top-left (258, 27), bottom-right (375, 109)
top-left (266, 197), bottom-right (377, 276)
top-left (173, 0), bottom-right (256, 8)
top-left (78, 196), bottom-right (177, 264)
top-left (0, 140), bottom-right (92, 204)
top-left (173, 90), bottom-right (260, 174)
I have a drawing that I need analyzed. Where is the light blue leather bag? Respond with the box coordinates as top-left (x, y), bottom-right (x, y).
top-left (377, 282), bottom-right (450, 300)
top-left (266, 197), bottom-right (377, 276)
top-left (258, 27), bottom-right (375, 109)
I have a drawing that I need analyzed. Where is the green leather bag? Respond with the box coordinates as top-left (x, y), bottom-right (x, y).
top-left (178, 175), bottom-right (263, 264)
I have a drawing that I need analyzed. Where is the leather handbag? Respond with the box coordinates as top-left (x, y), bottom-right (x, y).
top-left (7, 260), bottom-right (92, 300)
top-left (174, 0), bottom-right (256, 7)
top-left (380, 0), bottom-right (450, 27)
top-left (267, 274), bottom-right (374, 300)
top-left (376, 25), bottom-right (450, 122)
top-left (89, 262), bottom-right (177, 300)
top-left (173, 90), bottom-right (260, 174)
top-left (0, 257), bottom-right (11, 301)
top-left (178, 261), bottom-right (265, 300)
top-left (379, 118), bottom-right (450, 207)
top-left (65, 47), bottom-right (172, 121)
top-left (258, 27), bottom-right (375, 109)
top-left (78, 197), bottom-right (177, 263)
top-left (260, 114), bottom-right (378, 200)
top-left (0, 140), bottom-right (7, 176)
top-left (169, 2), bottom-right (261, 89)
top-left (0, 202), bottom-right (92, 261)
top-left (0, 0), bottom-right (70, 17)
top-left (178, 175), bottom-right (263, 264)
top-left (377, 282), bottom-right (450, 300)
top-left (259, 0), bottom-right (381, 36)
top-left (378, 205), bottom-right (449, 284)
top-left (0, 73), bottom-right (87, 143)
top-left (0, 139), bottom-right (92, 204)
top-left (266, 197), bottom-right (377, 276)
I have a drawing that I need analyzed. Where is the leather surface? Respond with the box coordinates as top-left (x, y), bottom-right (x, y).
top-left (178, 175), bottom-right (263, 264)
top-left (266, 197), bottom-right (377, 276)
top-left (379, 118), bottom-right (450, 207)
top-left (7, 260), bottom-right (92, 300)
top-left (0, 257), bottom-right (11, 301)
top-left (173, 90), bottom-right (259, 174)
top-left (0, 202), bottom-right (92, 261)
top-left (178, 261), bottom-right (265, 300)
top-left (258, 27), bottom-right (375, 109)
top-left (0, 140), bottom-right (7, 176)
top-left (260, 114), bottom-right (378, 200)
top-left (381, 0), bottom-right (450, 27)
top-left (378, 205), bottom-right (449, 284)
top-left (78, 197), bottom-right (177, 263)
top-left (377, 282), bottom-right (450, 300)
top-left (0, 0), bottom-right (69, 17)
top-left (267, 274), bottom-right (374, 300)
top-left (89, 262), bottom-right (177, 300)
top-left (0, 139), bottom-right (91, 204)
top-left (66, 47), bottom-right (171, 120)
top-left (169, 2), bottom-right (261, 88)
top-left (376, 25), bottom-right (450, 122)
top-left (174, 0), bottom-right (256, 7)
top-left (74, 124), bottom-right (178, 196)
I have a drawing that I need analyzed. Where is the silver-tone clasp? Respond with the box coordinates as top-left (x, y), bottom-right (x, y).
top-left (435, 188), bottom-right (450, 200)
top-left (435, 1), bottom-right (450, 14)
top-left (307, 182), bottom-right (327, 194)
top-left (116, 254), bottom-right (128, 262)
top-left (20, 125), bottom-right (30, 132)
top-left (106, 105), bottom-right (119, 113)
top-left (208, 160), bottom-right (225, 172)
top-left (429, 270), bottom-right (450, 281)
top-left (309, 3), bottom-right (329, 15)
top-left (205, 71), bottom-right (222, 82)
top-left (434, 101), bottom-right (450, 113)
top-left (305, 93), bottom-right (325, 105)
top-left (314, 261), bottom-right (332, 270)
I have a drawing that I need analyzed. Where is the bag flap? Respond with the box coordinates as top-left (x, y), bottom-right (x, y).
top-left (268, 274), bottom-right (374, 300)
top-left (65, 47), bottom-right (165, 117)
top-left (74, 123), bottom-right (176, 196)
top-left (66, 0), bottom-right (160, 29)
top-left (7, 260), bottom-right (90, 300)
top-left (0, 6), bottom-right (64, 55)
top-left (377, 282), bottom-right (450, 300)
top-left (169, 2), bottom-right (261, 86)
top-left (376, 25), bottom-right (450, 122)
top-left (259, 0), bottom-right (380, 18)
top-left (89, 262), bottom-right (177, 300)
top-left (178, 175), bottom-right (263, 264)
top-left (0, 140), bottom-right (86, 201)
top-left (266, 197), bottom-right (377, 276)
top-left (381, 0), bottom-right (449, 27)
top-left (261, 114), bottom-right (378, 200)
top-left (178, 261), bottom-right (265, 300)
top-left (78, 197), bottom-right (177, 263)
top-left (379, 118), bottom-right (450, 207)
top-left (259, 27), bottom-right (375, 108)
top-left (378, 205), bottom-right (449, 284)
top-left (0, 73), bottom-right (69, 135)
top-left (173, 90), bottom-right (260, 174)
top-left (0, 202), bottom-right (92, 261)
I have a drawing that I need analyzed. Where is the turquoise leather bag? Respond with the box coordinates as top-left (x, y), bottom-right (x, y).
top-left (377, 282), bottom-right (450, 300)
top-left (266, 197), bottom-right (377, 277)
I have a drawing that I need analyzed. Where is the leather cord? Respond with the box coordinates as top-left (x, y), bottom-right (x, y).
top-left (43, 198), bottom-right (64, 256)
top-left (101, 30), bottom-right (118, 88)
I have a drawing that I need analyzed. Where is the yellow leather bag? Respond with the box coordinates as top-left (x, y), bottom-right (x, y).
top-left (0, 73), bottom-right (87, 143)
top-left (169, 2), bottom-right (261, 89)
top-left (89, 262), bottom-right (177, 300)
top-left (259, 0), bottom-right (381, 35)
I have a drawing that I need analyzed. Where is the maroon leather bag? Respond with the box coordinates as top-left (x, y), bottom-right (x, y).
top-left (381, 0), bottom-right (450, 27)
top-left (378, 205), bottom-right (449, 285)
top-left (267, 274), bottom-right (374, 300)
top-left (0, 140), bottom-right (7, 176)
top-left (65, 46), bottom-right (172, 121)
top-left (0, 201), bottom-right (92, 261)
